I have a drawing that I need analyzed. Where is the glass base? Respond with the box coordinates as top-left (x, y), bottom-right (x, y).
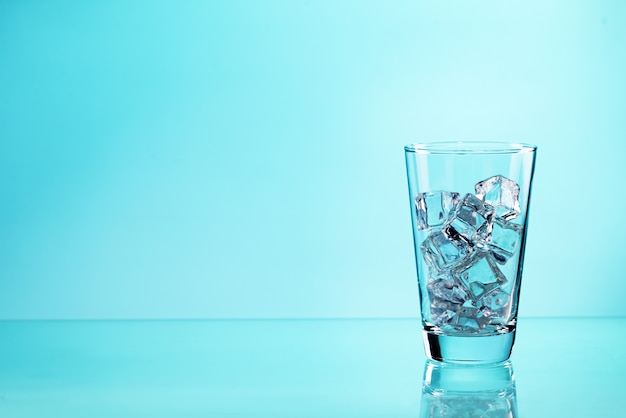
top-left (423, 328), bottom-right (516, 364)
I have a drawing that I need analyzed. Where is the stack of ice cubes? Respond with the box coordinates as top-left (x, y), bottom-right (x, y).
top-left (415, 175), bottom-right (523, 333)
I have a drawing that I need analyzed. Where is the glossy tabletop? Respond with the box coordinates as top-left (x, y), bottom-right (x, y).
top-left (0, 317), bottom-right (624, 417)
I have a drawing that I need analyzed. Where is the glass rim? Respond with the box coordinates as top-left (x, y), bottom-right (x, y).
top-left (404, 141), bottom-right (537, 155)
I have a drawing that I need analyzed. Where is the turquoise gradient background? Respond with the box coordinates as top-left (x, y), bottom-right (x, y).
top-left (1, 1), bottom-right (625, 320)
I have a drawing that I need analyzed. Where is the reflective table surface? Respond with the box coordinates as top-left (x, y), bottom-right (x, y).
top-left (0, 317), bottom-right (624, 417)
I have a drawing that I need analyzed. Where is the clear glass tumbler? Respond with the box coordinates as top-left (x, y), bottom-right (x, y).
top-left (404, 142), bottom-right (537, 363)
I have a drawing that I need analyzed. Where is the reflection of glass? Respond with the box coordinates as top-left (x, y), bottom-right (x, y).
top-left (405, 142), bottom-right (537, 363)
top-left (420, 360), bottom-right (518, 417)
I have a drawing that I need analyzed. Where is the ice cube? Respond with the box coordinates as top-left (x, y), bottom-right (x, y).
top-left (456, 253), bottom-right (507, 289)
top-left (468, 281), bottom-right (499, 300)
top-left (427, 276), bottom-right (472, 329)
top-left (481, 289), bottom-right (510, 312)
top-left (475, 175), bottom-right (521, 220)
top-left (421, 230), bottom-right (471, 274)
top-left (414, 191), bottom-right (461, 230)
top-left (487, 218), bottom-right (523, 264)
top-left (427, 276), bottom-right (469, 305)
top-left (455, 304), bottom-right (489, 331)
top-left (456, 316), bottom-right (481, 331)
top-left (435, 309), bottom-right (458, 326)
top-left (429, 297), bottom-right (461, 329)
top-left (458, 304), bottom-right (479, 317)
top-left (442, 194), bottom-right (494, 246)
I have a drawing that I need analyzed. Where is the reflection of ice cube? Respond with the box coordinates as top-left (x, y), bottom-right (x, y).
top-left (443, 194), bottom-right (494, 246)
top-left (487, 218), bottom-right (523, 264)
top-left (421, 361), bottom-right (518, 418)
top-left (475, 175), bottom-right (521, 220)
top-left (424, 395), bottom-right (516, 418)
top-left (421, 231), bottom-right (470, 274)
top-left (415, 191), bottom-right (460, 230)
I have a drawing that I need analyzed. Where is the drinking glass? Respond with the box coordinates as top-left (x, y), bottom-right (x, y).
top-left (405, 142), bottom-right (537, 363)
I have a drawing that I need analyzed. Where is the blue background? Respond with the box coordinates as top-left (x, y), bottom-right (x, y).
top-left (1, 0), bottom-right (624, 320)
